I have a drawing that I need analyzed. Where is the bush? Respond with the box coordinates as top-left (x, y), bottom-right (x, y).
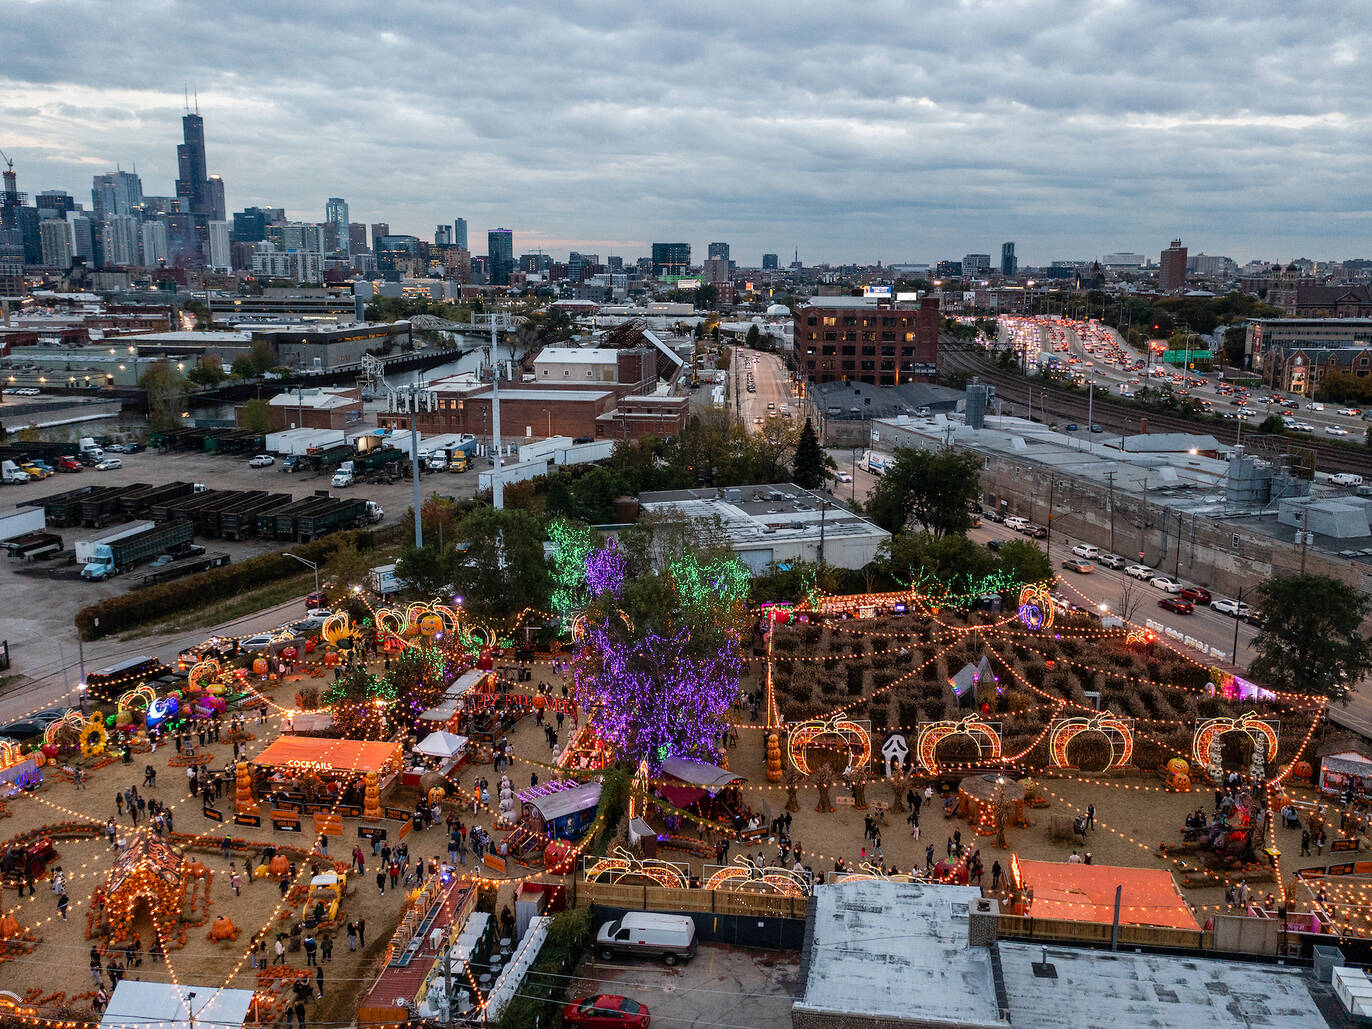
top-left (75, 526), bottom-right (397, 639)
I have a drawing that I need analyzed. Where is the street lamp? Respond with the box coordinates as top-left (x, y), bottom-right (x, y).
top-left (283, 552), bottom-right (320, 595)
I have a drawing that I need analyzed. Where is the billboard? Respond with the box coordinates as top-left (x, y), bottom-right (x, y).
top-left (863, 285), bottom-right (893, 297)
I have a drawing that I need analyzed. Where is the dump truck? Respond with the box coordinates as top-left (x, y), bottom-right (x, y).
top-left (294, 499), bottom-right (383, 542)
top-left (219, 492), bottom-right (291, 540)
top-left (135, 550), bottom-right (231, 588)
top-left (79, 484), bottom-right (152, 527)
top-left (81, 520), bottom-right (194, 580)
top-left (75, 520), bottom-right (156, 564)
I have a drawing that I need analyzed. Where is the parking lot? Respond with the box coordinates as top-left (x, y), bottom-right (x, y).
top-left (567, 943), bottom-right (800, 1029)
top-left (0, 444), bottom-right (480, 692)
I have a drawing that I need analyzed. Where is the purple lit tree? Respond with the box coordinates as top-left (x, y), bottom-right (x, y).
top-left (575, 540), bottom-right (750, 771)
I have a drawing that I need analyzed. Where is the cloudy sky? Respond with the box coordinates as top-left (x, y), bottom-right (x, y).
top-left (4, 0), bottom-right (1369, 266)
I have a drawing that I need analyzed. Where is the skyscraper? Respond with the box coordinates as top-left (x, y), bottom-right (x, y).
top-left (488, 228), bottom-right (514, 286)
top-left (1000, 242), bottom-right (1017, 277)
top-left (66, 213), bottom-right (95, 264)
top-left (371, 223), bottom-right (390, 252)
top-left (172, 108), bottom-right (223, 263)
top-left (1160, 239), bottom-right (1188, 290)
top-left (325, 198), bottom-right (350, 256)
top-left (453, 218), bottom-right (467, 250)
top-left (141, 220), bottom-right (169, 266)
top-left (91, 170), bottom-right (144, 222)
top-left (101, 215), bottom-right (141, 266)
top-left (207, 220), bottom-right (231, 271)
top-left (707, 242), bottom-right (730, 262)
top-left (651, 242), bottom-right (690, 278)
top-left (435, 225), bottom-right (453, 246)
top-left (348, 223), bottom-right (368, 253)
top-left (39, 219), bottom-right (72, 268)
top-left (762, 253), bottom-right (779, 270)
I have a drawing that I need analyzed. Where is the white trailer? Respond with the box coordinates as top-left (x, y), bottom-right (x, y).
top-left (552, 440), bottom-right (615, 466)
top-left (75, 520), bottom-right (155, 564)
top-left (265, 428), bottom-right (346, 456)
top-left (478, 458), bottom-right (550, 493)
top-left (0, 507), bottom-right (45, 542)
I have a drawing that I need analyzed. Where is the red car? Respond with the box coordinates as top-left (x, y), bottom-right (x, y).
top-left (1158, 597), bottom-right (1194, 615)
top-left (1178, 586), bottom-right (1211, 605)
top-left (563, 995), bottom-right (650, 1028)
top-left (56, 456), bottom-right (82, 472)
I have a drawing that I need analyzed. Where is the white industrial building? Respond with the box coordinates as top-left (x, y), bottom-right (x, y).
top-left (532, 347), bottom-right (622, 382)
top-left (637, 483), bottom-right (888, 571)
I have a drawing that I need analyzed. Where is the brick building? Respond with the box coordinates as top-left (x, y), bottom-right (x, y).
top-left (793, 296), bottom-right (939, 386)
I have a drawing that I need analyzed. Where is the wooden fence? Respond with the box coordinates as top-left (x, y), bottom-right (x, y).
top-left (996, 912), bottom-right (1209, 951)
top-left (575, 879), bottom-right (809, 920)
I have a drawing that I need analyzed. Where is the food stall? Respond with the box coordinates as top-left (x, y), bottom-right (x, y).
top-left (1320, 751), bottom-right (1372, 797)
top-left (404, 730), bottom-right (470, 785)
top-left (249, 736), bottom-right (403, 811)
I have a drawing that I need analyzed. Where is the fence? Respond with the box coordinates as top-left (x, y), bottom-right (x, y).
top-left (996, 912), bottom-right (1208, 951)
top-left (574, 879), bottom-right (809, 920)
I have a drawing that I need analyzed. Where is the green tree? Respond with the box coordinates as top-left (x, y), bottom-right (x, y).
top-left (447, 506), bottom-right (551, 618)
top-left (791, 418), bottom-right (831, 489)
top-left (745, 324), bottom-right (760, 347)
top-left (996, 539), bottom-right (1053, 585)
top-left (1256, 415), bottom-right (1287, 435)
top-left (1249, 574), bottom-right (1372, 700)
top-left (248, 339), bottom-right (274, 375)
top-left (395, 541), bottom-right (461, 598)
top-left (186, 365), bottom-right (226, 387)
top-left (138, 360), bottom-right (188, 432)
top-left (865, 448), bottom-right (981, 537)
top-left (238, 398), bottom-right (271, 433)
top-left (230, 356), bottom-right (256, 378)
top-left (880, 531), bottom-right (998, 586)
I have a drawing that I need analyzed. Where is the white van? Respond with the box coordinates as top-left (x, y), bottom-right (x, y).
top-left (596, 911), bottom-right (697, 965)
top-left (1003, 516), bottom-right (1030, 531)
top-left (1329, 473), bottom-right (1364, 487)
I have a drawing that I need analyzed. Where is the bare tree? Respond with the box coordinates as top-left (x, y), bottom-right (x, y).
top-left (1116, 583), bottom-right (1143, 622)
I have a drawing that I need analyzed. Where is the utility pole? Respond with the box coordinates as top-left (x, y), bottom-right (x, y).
top-left (1086, 380), bottom-right (1094, 438)
top-left (851, 447), bottom-right (857, 504)
top-left (1105, 469), bottom-right (1116, 553)
top-left (490, 316), bottom-right (504, 510)
top-left (1232, 585), bottom-right (1243, 664)
top-left (817, 501), bottom-right (829, 565)
top-left (1300, 508), bottom-right (1310, 574)
top-left (409, 383), bottom-right (423, 547)
top-left (1044, 479), bottom-right (1056, 558)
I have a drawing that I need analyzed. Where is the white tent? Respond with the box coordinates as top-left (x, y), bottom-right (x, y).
top-left (416, 730), bottom-right (469, 759)
top-left (419, 700), bottom-right (459, 722)
top-left (101, 980), bottom-right (255, 1029)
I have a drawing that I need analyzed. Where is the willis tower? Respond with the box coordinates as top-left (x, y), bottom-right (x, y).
top-left (170, 102), bottom-right (225, 265)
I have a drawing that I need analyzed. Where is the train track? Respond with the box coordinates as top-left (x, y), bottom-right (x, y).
top-left (940, 345), bottom-right (1372, 477)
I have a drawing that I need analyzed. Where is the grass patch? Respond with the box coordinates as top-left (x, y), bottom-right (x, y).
top-left (121, 570), bottom-right (316, 638)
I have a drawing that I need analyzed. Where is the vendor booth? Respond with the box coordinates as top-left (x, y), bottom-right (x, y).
top-left (518, 781), bottom-right (602, 840)
top-left (404, 730), bottom-right (470, 785)
top-left (248, 736), bottom-right (403, 813)
top-left (1320, 751), bottom-right (1372, 797)
top-left (657, 756), bottom-right (745, 808)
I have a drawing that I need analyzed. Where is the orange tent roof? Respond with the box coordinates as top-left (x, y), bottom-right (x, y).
top-left (253, 735), bottom-right (402, 775)
top-left (1013, 857), bottom-right (1199, 930)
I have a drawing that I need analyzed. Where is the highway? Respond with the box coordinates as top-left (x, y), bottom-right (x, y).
top-left (730, 346), bottom-right (797, 431)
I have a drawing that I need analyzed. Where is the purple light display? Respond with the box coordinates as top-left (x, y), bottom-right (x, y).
top-left (585, 539), bottom-right (626, 598)
top-left (577, 623), bottom-right (740, 772)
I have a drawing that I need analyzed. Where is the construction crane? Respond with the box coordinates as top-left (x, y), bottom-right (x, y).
top-left (0, 150), bottom-right (11, 172)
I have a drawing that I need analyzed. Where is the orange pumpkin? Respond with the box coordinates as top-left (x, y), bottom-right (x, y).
top-left (1292, 760), bottom-right (1313, 782)
top-left (252, 658), bottom-right (269, 676)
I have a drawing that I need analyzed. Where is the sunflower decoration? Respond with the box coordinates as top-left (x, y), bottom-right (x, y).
top-left (320, 612), bottom-right (356, 652)
top-left (80, 715), bottom-right (108, 757)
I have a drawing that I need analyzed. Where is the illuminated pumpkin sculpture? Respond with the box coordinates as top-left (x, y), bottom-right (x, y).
top-left (915, 715), bottom-right (1002, 773)
top-left (1048, 712), bottom-right (1134, 770)
top-left (1017, 583), bottom-right (1054, 631)
top-left (585, 846), bottom-right (689, 888)
top-left (788, 715), bottom-right (872, 776)
top-left (1191, 711), bottom-right (1278, 771)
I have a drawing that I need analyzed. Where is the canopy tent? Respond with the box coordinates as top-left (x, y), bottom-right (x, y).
top-left (101, 981), bottom-right (255, 1029)
top-left (253, 735), bottom-right (403, 776)
top-left (657, 756), bottom-right (745, 809)
top-left (1321, 751), bottom-right (1372, 794)
top-left (1010, 858), bottom-right (1199, 930)
top-left (416, 731), bottom-right (469, 759)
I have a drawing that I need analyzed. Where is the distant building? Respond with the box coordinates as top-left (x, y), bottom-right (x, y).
top-left (488, 228), bottom-right (514, 286)
top-left (651, 242), bottom-right (690, 278)
top-left (348, 223), bottom-right (368, 253)
top-left (1247, 316), bottom-right (1372, 380)
top-left (707, 241), bottom-right (730, 261)
top-left (140, 220), bottom-right (169, 266)
top-left (207, 220), bottom-right (231, 272)
top-left (962, 253), bottom-right (991, 277)
top-left (434, 225), bottom-right (452, 246)
top-left (936, 259), bottom-right (963, 278)
top-left (1000, 241), bottom-right (1017, 276)
top-left (453, 218), bottom-right (468, 250)
top-left (793, 296), bottom-right (940, 386)
top-left (231, 208), bottom-right (267, 243)
top-left (370, 222), bottom-right (390, 252)
top-left (1268, 284), bottom-right (1372, 319)
top-left (101, 215), bottom-right (141, 267)
top-left (762, 253), bottom-right (779, 270)
top-left (39, 218), bottom-right (73, 268)
top-left (703, 257), bottom-right (730, 284)
top-left (235, 386), bottom-right (363, 430)
top-left (1160, 238), bottom-right (1188, 290)
top-left (638, 484), bottom-right (889, 571)
top-left (324, 197), bottom-right (349, 256)
top-left (91, 170), bottom-right (143, 222)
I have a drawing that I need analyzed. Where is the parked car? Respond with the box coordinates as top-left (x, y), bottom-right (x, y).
top-left (1210, 598), bottom-right (1251, 617)
top-left (1158, 597), bottom-right (1194, 615)
top-left (596, 912), bottom-right (696, 965)
top-left (835, 472), bottom-right (853, 483)
top-left (248, 454), bottom-right (275, 467)
top-left (1124, 564), bottom-right (1154, 580)
top-left (94, 457), bottom-right (122, 471)
top-left (1242, 608), bottom-right (1266, 627)
top-left (986, 539), bottom-right (1003, 552)
top-left (1023, 524), bottom-right (1047, 539)
top-left (1178, 586), bottom-right (1212, 605)
top-left (1061, 558), bottom-right (1094, 574)
top-left (1071, 543), bottom-right (1099, 559)
top-left (0, 719), bottom-right (48, 742)
top-left (983, 509), bottom-right (1004, 523)
top-left (1098, 553), bottom-right (1126, 569)
top-left (1150, 575), bottom-right (1183, 593)
top-left (562, 996), bottom-right (650, 1029)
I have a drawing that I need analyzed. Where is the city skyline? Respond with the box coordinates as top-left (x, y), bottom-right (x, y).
top-left (3, 1), bottom-right (1370, 265)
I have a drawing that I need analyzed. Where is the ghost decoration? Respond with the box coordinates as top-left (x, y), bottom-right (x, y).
top-left (882, 734), bottom-right (910, 778)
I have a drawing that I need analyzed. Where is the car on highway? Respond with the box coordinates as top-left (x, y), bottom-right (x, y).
top-left (1158, 597), bottom-right (1194, 615)
top-left (1325, 426), bottom-right (1349, 436)
top-left (1098, 553), bottom-right (1126, 569)
top-left (1061, 558), bottom-right (1093, 574)
top-left (1150, 575), bottom-right (1183, 593)
top-left (1090, 423), bottom-right (1103, 433)
top-left (249, 454), bottom-right (275, 467)
top-left (835, 472), bottom-right (853, 483)
top-left (1124, 564), bottom-right (1154, 580)
top-left (1070, 543), bottom-right (1099, 559)
top-left (1210, 597), bottom-right (1251, 617)
top-left (1339, 408), bottom-right (1362, 417)
top-left (94, 457), bottom-right (123, 471)
top-left (562, 995), bottom-right (650, 1029)
top-left (1178, 586), bottom-right (1212, 605)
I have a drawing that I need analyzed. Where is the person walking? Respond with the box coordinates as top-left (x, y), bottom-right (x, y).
top-left (357, 918), bottom-right (366, 948)
top-left (304, 934), bottom-right (317, 966)
top-left (991, 860), bottom-right (1002, 891)
top-left (315, 964), bottom-right (324, 998)
top-left (321, 934), bottom-right (332, 962)
top-left (274, 936), bottom-right (286, 965)
top-left (1086, 804), bottom-right (1096, 831)
top-left (346, 922), bottom-right (357, 952)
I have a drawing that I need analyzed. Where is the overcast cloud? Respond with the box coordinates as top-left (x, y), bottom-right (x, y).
top-left (3, 0), bottom-right (1369, 266)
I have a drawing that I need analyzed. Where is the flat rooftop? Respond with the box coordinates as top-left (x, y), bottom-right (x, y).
top-left (639, 484), bottom-right (887, 544)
